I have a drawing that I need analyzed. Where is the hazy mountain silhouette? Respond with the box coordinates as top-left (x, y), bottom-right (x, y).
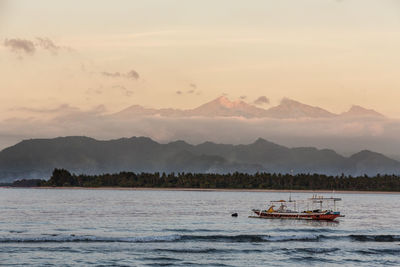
top-left (1, 136), bottom-right (399, 182)
top-left (349, 150), bottom-right (400, 174)
top-left (186, 96), bottom-right (268, 118)
top-left (112, 96), bottom-right (268, 118)
top-left (111, 96), bottom-right (383, 119)
top-left (339, 105), bottom-right (384, 118)
top-left (264, 98), bottom-right (335, 118)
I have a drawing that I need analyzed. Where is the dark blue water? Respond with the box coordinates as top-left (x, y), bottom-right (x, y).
top-left (0, 188), bottom-right (399, 266)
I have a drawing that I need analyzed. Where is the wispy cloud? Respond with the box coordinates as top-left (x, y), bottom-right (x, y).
top-left (112, 85), bottom-right (133, 96)
top-left (3, 38), bottom-right (35, 55)
top-left (35, 37), bottom-right (68, 55)
top-left (3, 37), bottom-right (71, 56)
top-left (13, 104), bottom-right (79, 114)
top-left (9, 104), bottom-right (107, 122)
top-left (101, 69), bottom-right (140, 80)
top-left (101, 71), bottom-right (121, 78)
top-left (176, 83), bottom-right (199, 96)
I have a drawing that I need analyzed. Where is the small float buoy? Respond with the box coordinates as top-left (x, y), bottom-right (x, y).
top-left (231, 213), bottom-right (238, 217)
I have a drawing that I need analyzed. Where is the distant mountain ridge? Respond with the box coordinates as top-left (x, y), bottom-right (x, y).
top-left (264, 98), bottom-right (336, 119)
top-left (111, 96), bottom-right (384, 119)
top-left (340, 105), bottom-right (385, 118)
top-left (0, 136), bottom-right (399, 182)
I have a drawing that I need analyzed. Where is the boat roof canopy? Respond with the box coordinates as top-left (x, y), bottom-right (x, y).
top-left (308, 197), bottom-right (342, 201)
top-left (269, 197), bottom-right (341, 203)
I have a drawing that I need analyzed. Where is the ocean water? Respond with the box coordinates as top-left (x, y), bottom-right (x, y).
top-left (0, 188), bottom-right (399, 266)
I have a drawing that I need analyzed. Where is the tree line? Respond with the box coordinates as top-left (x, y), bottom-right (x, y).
top-left (11, 168), bottom-right (399, 191)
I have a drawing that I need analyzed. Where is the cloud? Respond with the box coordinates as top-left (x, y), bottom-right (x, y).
top-left (112, 85), bottom-right (133, 96)
top-left (101, 72), bottom-right (121, 78)
top-left (101, 70), bottom-right (140, 80)
top-left (13, 104), bottom-right (79, 114)
top-left (176, 83), bottom-right (199, 95)
top-left (7, 104), bottom-right (107, 125)
top-left (41, 105), bottom-right (107, 123)
top-left (19, 104), bottom-right (106, 116)
top-left (240, 95), bottom-right (247, 100)
top-left (3, 37), bottom-right (71, 56)
top-left (176, 89), bottom-right (197, 95)
top-left (35, 37), bottom-right (62, 54)
top-left (254, 96), bottom-right (270, 105)
top-left (3, 38), bottom-right (35, 55)
top-left (126, 70), bottom-right (140, 80)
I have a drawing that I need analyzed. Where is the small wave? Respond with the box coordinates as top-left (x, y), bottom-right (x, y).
top-left (289, 256), bottom-right (335, 264)
top-left (154, 248), bottom-right (264, 254)
top-left (163, 228), bottom-right (220, 233)
top-left (0, 235), bottom-right (181, 243)
top-left (290, 247), bottom-right (340, 254)
top-left (8, 230), bottom-right (27, 234)
top-left (349, 235), bottom-right (400, 242)
top-left (178, 234), bottom-right (323, 242)
top-left (41, 233), bottom-right (59, 236)
top-left (265, 234), bottom-right (320, 242)
top-left (54, 228), bottom-right (69, 232)
top-left (272, 228), bottom-right (340, 233)
top-left (144, 264), bottom-right (176, 266)
top-left (1, 234), bottom-right (399, 243)
top-left (0, 234), bottom-right (319, 243)
top-left (179, 263), bottom-right (232, 267)
top-left (141, 256), bottom-right (181, 262)
top-left (165, 227), bottom-right (345, 235)
top-left (154, 248), bottom-right (227, 254)
top-left (355, 248), bottom-right (400, 255)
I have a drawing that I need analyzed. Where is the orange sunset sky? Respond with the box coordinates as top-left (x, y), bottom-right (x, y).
top-left (1, 0), bottom-right (400, 119)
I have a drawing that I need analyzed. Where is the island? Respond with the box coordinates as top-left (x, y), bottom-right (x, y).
top-left (6, 168), bottom-right (400, 192)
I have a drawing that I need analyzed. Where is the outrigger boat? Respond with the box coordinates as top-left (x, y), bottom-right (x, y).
top-left (250, 195), bottom-right (344, 221)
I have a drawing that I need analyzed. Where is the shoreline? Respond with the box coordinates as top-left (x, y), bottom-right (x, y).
top-left (1, 186), bottom-right (399, 194)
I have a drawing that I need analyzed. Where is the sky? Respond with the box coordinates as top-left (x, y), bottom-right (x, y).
top-left (1, 0), bottom-right (400, 119)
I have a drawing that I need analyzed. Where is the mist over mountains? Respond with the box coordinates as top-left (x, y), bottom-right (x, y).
top-left (1, 96), bottom-right (399, 161)
top-left (111, 96), bottom-right (385, 119)
top-left (1, 136), bottom-right (399, 182)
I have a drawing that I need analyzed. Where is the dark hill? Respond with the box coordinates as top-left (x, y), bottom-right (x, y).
top-left (0, 136), bottom-right (399, 182)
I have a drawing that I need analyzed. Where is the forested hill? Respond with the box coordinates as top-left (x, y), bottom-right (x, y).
top-left (1, 136), bottom-right (400, 182)
top-left (18, 169), bottom-right (400, 192)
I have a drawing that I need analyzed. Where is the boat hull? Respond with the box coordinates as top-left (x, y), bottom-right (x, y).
top-left (252, 210), bottom-right (341, 221)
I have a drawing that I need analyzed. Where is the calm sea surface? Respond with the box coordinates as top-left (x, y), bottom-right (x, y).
top-left (0, 188), bottom-right (399, 266)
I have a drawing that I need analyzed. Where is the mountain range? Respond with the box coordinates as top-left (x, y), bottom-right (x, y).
top-left (0, 136), bottom-right (399, 182)
top-left (111, 96), bottom-right (385, 119)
